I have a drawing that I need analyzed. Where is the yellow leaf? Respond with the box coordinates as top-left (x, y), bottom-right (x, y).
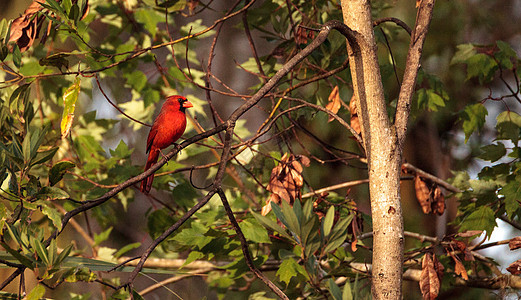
top-left (61, 77), bottom-right (81, 138)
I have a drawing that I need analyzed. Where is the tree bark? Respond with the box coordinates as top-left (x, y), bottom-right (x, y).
top-left (340, 1), bottom-right (404, 298)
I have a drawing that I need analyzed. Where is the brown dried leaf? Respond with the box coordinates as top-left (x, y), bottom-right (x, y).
top-left (295, 26), bottom-right (315, 45)
top-left (451, 254), bottom-right (469, 280)
top-left (299, 155), bottom-right (311, 167)
top-left (351, 240), bottom-right (358, 252)
top-left (348, 95), bottom-right (361, 135)
top-left (415, 175), bottom-right (432, 214)
top-left (454, 240), bottom-right (474, 261)
top-left (325, 86), bottom-right (343, 122)
top-left (509, 237), bottom-right (521, 251)
top-left (265, 153), bottom-right (307, 214)
top-left (434, 256), bottom-right (444, 283)
top-left (433, 186), bottom-right (445, 215)
top-left (348, 94), bottom-right (357, 114)
top-left (420, 253), bottom-right (441, 300)
top-left (9, 1), bottom-right (43, 52)
top-left (268, 171), bottom-right (291, 203)
top-left (350, 219), bottom-right (359, 252)
top-left (507, 259), bottom-right (521, 275)
top-left (291, 159), bottom-right (303, 173)
top-left (261, 194), bottom-right (279, 216)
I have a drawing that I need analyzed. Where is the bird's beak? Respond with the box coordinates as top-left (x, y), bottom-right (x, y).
top-left (183, 101), bottom-right (193, 108)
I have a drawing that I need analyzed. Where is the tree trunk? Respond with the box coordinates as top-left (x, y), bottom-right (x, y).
top-left (340, 1), bottom-right (404, 298)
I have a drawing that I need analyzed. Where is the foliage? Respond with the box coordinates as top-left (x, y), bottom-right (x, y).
top-left (0, 0), bottom-right (520, 299)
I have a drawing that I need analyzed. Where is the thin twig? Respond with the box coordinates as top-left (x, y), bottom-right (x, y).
top-left (217, 188), bottom-right (288, 300)
top-left (94, 75), bottom-right (151, 127)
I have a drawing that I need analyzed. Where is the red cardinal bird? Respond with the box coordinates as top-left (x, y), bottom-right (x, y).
top-left (140, 95), bottom-right (193, 193)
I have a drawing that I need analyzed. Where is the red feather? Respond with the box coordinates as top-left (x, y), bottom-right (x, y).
top-left (140, 95), bottom-right (193, 193)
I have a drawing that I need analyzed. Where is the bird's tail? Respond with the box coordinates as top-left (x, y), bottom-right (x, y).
top-left (140, 149), bottom-right (159, 194)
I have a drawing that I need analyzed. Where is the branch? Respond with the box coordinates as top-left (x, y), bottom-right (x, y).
top-left (394, 0), bottom-right (436, 149)
top-left (217, 189), bottom-right (288, 299)
top-left (4, 19), bottom-right (361, 296)
top-left (335, 262), bottom-right (521, 289)
top-left (118, 190), bottom-right (217, 288)
top-left (94, 75), bottom-right (151, 127)
top-left (373, 17), bottom-right (412, 35)
top-left (302, 179), bottom-right (369, 198)
top-left (403, 162), bottom-right (521, 231)
top-left (402, 162), bottom-right (460, 193)
top-left (138, 268), bottom-right (214, 296)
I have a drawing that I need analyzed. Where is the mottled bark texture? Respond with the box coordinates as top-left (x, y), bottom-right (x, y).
top-left (340, 0), bottom-right (436, 298)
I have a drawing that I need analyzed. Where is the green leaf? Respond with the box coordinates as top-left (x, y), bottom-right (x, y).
top-left (461, 103), bottom-right (488, 143)
top-left (109, 140), bottom-right (133, 158)
top-left (251, 211), bottom-right (292, 240)
top-left (156, 0), bottom-right (186, 10)
top-left (49, 161), bottom-right (75, 186)
top-left (39, 53), bottom-right (70, 71)
top-left (41, 205), bottom-right (63, 231)
top-left (55, 244), bottom-right (73, 266)
top-left (26, 284), bottom-right (45, 300)
top-left (323, 215), bottom-right (352, 254)
top-left (459, 206), bottom-right (497, 238)
top-left (182, 251), bottom-right (204, 267)
top-left (0, 18), bottom-right (8, 42)
top-left (45, 0), bottom-right (67, 16)
top-left (495, 41), bottom-right (517, 69)
top-left (276, 257), bottom-right (308, 285)
top-left (30, 147), bottom-right (58, 167)
top-left (280, 200), bottom-right (300, 235)
top-left (37, 186), bottom-right (70, 200)
top-left (0, 45), bottom-right (9, 61)
top-left (114, 242), bottom-right (141, 258)
top-left (465, 53), bottom-right (497, 83)
top-left (68, 3), bottom-right (80, 24)
top-left (30, 128), bottom-right (48, 159)
top-left (124, 70), bottom-right (147, 92)
top-left (500, 177), bottom-right (521, 218)
top-left (301, 218), bottom-right (320, 258)
top-left (0, 291), bottom-right (19, 299)
top-left (30, 236), bottom-right (49, 265)
top-left (134, 9), bottom-right (161, 36)
top-left (9, 83), bottom-right (31, 106)
top-left (322, 206), bottom-right (335, 237)
top-left (1, 242), bottom-right (35, 268)
top-left (132, 290), bottom-right (145, 300)
top-left (94, 227), bottom-right (113, 246)
top-left (270, 202), bottom-right (290, 231)
top-left (451, 171), bottom-right (471, 190)
top-left (143, 88), bottom-right (160, 107)
top-left (343, 280), bottom-right (353, 300)
top-left (248, 291), bottom-right (277, 300)
top-left (61, 77), bottom-right (81, 138)
top-left (496, 111), bottom-right (521, 143)
top-left (173, 222), bottom-right (211, 248)
top-left (478, 143), bottom-right (506, 162)
top-left (417, 89), bottom-right (446, 111)
top-left (328, 278), bottom-right (342, 300)
top-left (450, 44), bottom-right (476, 65)
top-left (425, 89), bottom-right (446, 110)
top-left (239, 219), bottom-right (271, 244)
top-left (64, 267), bottom-right (97, 282)
top-left (12, 45), bottom-right (21, 68)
